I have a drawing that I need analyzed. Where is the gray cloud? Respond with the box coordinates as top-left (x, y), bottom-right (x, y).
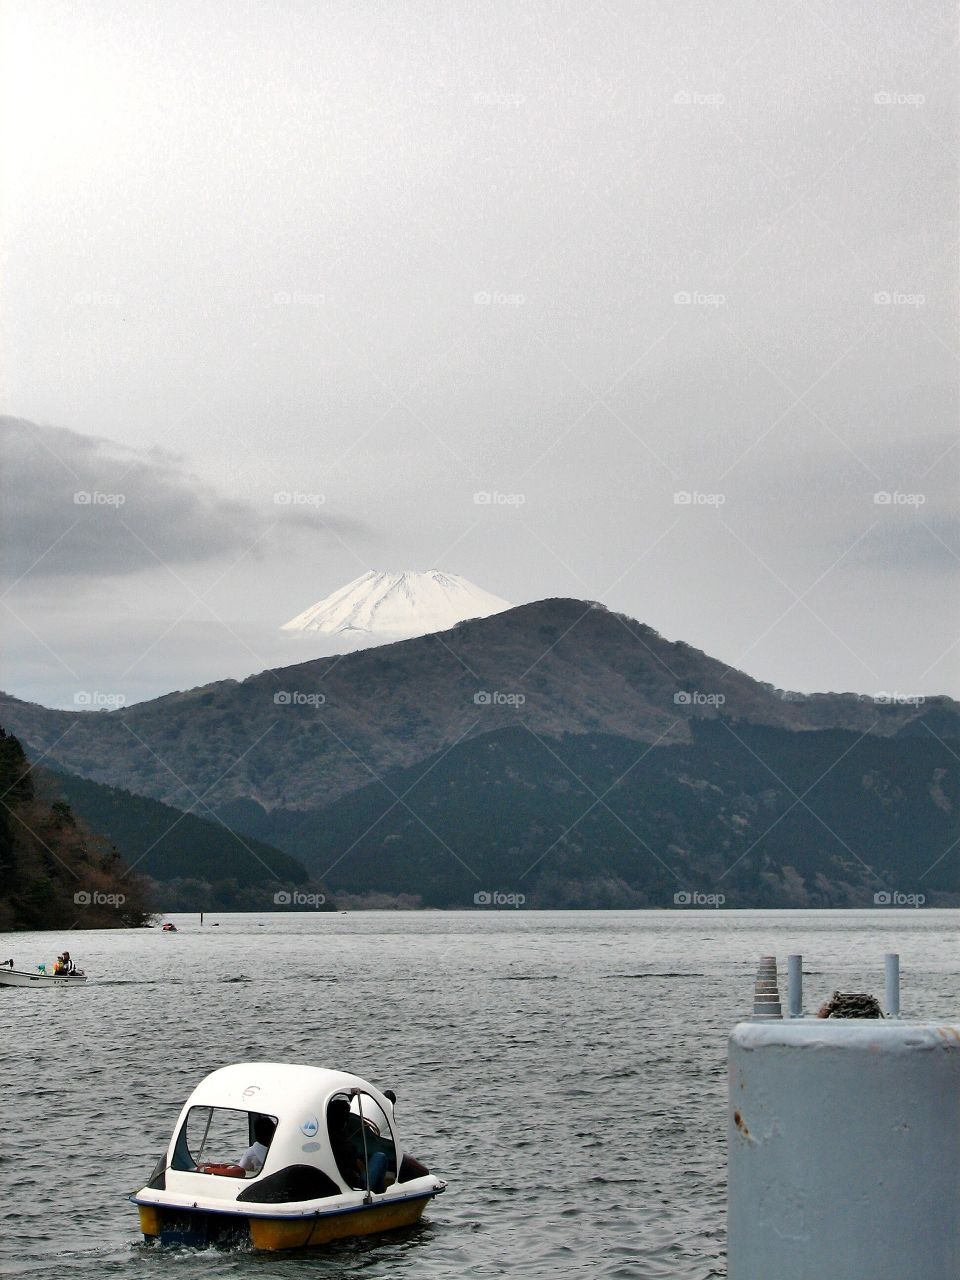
top-left (1, 2), bottom-right (957, 702)
top-left (854, 517), bottom-right (960, 573)
top-left (0, 416), bottom-right (358, 582)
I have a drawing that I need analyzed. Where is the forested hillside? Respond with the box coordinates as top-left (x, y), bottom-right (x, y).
top-left (48, 766), bottom-right (329, 911)
top-left (0, 727), bottom-right (153, 929)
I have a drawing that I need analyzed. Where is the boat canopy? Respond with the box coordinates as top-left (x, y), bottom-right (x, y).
top-left (164, 1062), bottom-right (403, 1198)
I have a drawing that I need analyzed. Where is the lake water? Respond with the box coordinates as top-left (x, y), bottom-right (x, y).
top-left (1, 909), bottom-right (957, 1279)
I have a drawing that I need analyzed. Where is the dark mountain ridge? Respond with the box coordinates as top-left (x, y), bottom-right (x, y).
top-left (1, 599), bottom-right (953, 816)
top-left (217, 719), bottom-right (960, 909)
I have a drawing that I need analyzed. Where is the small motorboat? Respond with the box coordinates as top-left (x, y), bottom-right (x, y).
top-left (161, 922), bottom-right (178, 932)
top-left (0, 961), bottom-right (87, 988)
top-left (131, 1062), bottom-right (446, 1250)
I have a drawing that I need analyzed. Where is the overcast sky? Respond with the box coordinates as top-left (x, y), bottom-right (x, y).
top-left (2, 0), bottom-right (958, 708)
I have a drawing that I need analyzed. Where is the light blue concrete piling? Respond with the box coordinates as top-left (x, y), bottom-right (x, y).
top-left (728, 954), bottom-right (960, 1280)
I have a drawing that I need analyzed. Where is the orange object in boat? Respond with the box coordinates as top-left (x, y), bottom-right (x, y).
top-left (197, 1163), bottom-right (246, 1178)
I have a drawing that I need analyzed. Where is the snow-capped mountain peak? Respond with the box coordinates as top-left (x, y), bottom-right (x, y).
top-left (281, 570), bottom-right (512, 639)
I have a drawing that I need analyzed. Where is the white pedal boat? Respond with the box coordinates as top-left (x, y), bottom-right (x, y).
top-left (131, 1062), bottom-right (446, 1250)
top-left (0, 965), bottom-right (87, 988)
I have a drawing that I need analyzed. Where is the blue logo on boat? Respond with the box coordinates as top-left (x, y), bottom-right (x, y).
top-left (300, 1116), bottom-right (319, 1137)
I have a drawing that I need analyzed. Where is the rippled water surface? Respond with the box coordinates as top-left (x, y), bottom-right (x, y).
top-left (2, 909), bottom-right (957, 1278)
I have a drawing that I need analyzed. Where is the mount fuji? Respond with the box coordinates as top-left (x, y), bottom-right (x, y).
top-left (281, 570), bottom-right (512, 641)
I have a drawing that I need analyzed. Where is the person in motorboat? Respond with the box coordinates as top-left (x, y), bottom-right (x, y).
top-left (237, 1115), bottom-right (277, 1175)
top-left (54, 951), bottom-right (77, 975)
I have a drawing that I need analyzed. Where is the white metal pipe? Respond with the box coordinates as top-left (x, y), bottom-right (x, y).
top-left (885, 952), bottom-right (900, 1018)
top-left (787, 953), bottom-right (802, 1017)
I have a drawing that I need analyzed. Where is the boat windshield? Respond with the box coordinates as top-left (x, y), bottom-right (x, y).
top-left (326, 1091), bottom-right (397, 1191)
top-left (171, 1106), bottom-right (277, 1175)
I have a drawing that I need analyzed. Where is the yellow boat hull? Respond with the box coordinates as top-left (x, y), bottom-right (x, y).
top-left (250, 1196), bottom-right (429, 1249)
top-left (138, 1195), bottom-right (431, 1251)
top-left (138, 1205), bottom-right (164, 1237)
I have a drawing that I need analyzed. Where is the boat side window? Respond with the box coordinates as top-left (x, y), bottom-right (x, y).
top-left (171, 1106), bottom-right (276, 1175)
top-left (326, 1092), bottom-right (397, 1192)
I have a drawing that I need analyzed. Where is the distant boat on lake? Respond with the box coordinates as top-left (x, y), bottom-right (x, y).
top-left (0, 961), bottom-right (87, 988)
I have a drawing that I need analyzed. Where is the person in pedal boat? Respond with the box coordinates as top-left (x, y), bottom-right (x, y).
top-left (327, 1098), bottom-right (367, 1186)
top-left (237, 1115), bottom-right (277, 1174)
top-left (327, 1097), bottom-right (393, 1192)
